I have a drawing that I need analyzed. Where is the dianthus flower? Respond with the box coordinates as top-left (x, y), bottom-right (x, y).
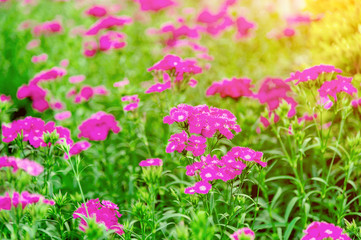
top-left (257, 77), bottom-right (297, 118)
top-left (302, 221), bottom-right (351, 240)
top-left (85, 16), bottom-right (132, 36)
top-left (139, 158), bottom-right (163, 167)
top-left (78, 112), bottom-right (121, 141)
top-left (159, 22), bottom-right (199, 47)
top-left (318, 75), bottom-right (357, 104)
top-left (83, 40), bottom-right (98, 57)
top-left (29, 67), bottom-right (67, 85)
top-left (145, 81), bottom-right (171, 93)
top-left (72, 85), bottom-right (109, 103)
top-left (166, 131), bottom-right (188, 153)
top-left (230, 227), bottom-right (255, 240)
top-left (186, 135), bottom-right (207, 156)
top-left (206, 77), bottom-right (254, 99)
top-left (113, 78), bottom-right (129, 88)
top-left (32, 20), bottom-right (62, 36)
top-left (31, 53), bottom-right (48, 64)
top-left (286, 65), bottom-right (342, 85)
top-left (73, 198), bottom-right (124, 235)
top-left (148, 55), bottom-right (202, 82)
top-left (121, 95), bottom-right (139, 111)
top-left (138, 0), bottom-right (175, 11)
top-left (85, 5), bottom-right (108, 18)
top-left (99, 31), bottom-right (126, 51)
top-left (68, 141), bottom-right (91, 157)
top-left (163, 104), bottom-right (241, 140)
top-left (0, 94), bottom-right (11, 102)
top-left (0, 191), bottom-right (54, 211)
top-left (69, 75), bottom-right (86, 84)
top-left (1, 116), bottom-right (73, 148)
top-left (235, 17), bottom-right (256, 38)
top-left (16, 84), bottom-right (47, 112)
top-left (196, 7), bottom-right (234, 36)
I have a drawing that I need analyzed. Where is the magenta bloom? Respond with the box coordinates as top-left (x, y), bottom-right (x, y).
top-left (138, 0), bottom-right (175, 11)
top-left (121, 95), bottom-right (140, 111)
top-left (78, 112), bottom-right (121, 141)
top-left (160, 22), bottom-right (199, 46)
top-left (235, 16), bottom-right (256, 38)
top-left (206, 77), bottom-right (254, 99)
top-left (85, 16), bottom-right (132, 36)
top-left (31, 53), bottom-right (48, 64)
top-left (54, 111), bottom-right (71, 121)
top-left (83, 41), bottom-right (98, 57)
top-left (145, 81), bottom-right (171, 93)
top-left (186, 135), bottom-right (207, 156)
top-left (139, 158), bottom-right (163, 167)
top-left (32, 20), bottom-right (62, 36)
top-left (113, 79), bottom-right (129, 87)
top-left (0, 191), bottom-right (54, 211)
top-left (286, 65), bottom-right (342, 85)
top-left (231, 228), bottom-right (255, 240)
top-left (16, 158), bottom-right (44, 176)
top-left (166, 131), bottom-right (188, 153)
top-left (0, 94), bottom-right (11, 102)
top-left (29, 67), bottom-right (67, 85)
top-left (99, 31), bottom-right (126, 51)
top-left (73, 199), bottom-right (124, 235)
top-left (69, 75), bottom-right (86, 84)
top-left (226, 146), bottom-right (266, 167)
top-left (193, 181), bottom-right (212, 194)
top-left (85, 5), bottom-right (108, 18)
top-left (257, 77), bottom-right (297, 118)
top-left (1, 116), bottom-right (73, 147)
top-left (302, 222), bottom-right (351, 240)
top-left (318, 75), bottom-right (357, 102)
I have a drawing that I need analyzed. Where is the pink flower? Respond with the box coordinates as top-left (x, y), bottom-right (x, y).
top-left (26, 39), bottom-right (40, 50)
top-left (235, 17), bottom-right (256, 38)
top-left (69, 75), bottom-right (86, 84)
top-left (32, 20), bottom-right (62, 36)
top-left (138, 0), bottom-right (175, 12)
top-left (283, 27), bottom-right (295, 37)
top-left (0, 191), bottom-right (54, 211)
top-left (206, 77), bottom-right (254, 99)
top-left (55, 111), bottom-right (71, 121)
top-left (257, 77), bottom-right (297, 118)
top-left (17, 84), bottom-right (49, 112)
top-left (73, 198), bottom-right (124, 235)
top-left (65, 141), bottom-right (91, 159)
top-left (31, 53), bottom-right (48, 64)
top-left (318, 75), bottom-right (357, 102)
top-left (0, 156), bottom-right (18, 172)
top-left (113, 78), bottom-right (129, 87)
top-left (166, 131), bottom-right (188, 153)
top-left (286, 65), bottom-right (342, 85)
top-left (139, 158), bottom-right (163, 167)
top-left (186, 135), bottom-right (207, 156)
top-left (231, 227), bottom-right (255, 240)
top-left (29, 67), bottom-right (67, 85)
top-left (0, 94), bottom-right (11, 102)
top-left (99, 31), bottom-right (126, 51)
top-left (145, 81), bottom-right (171, 93)
top-left (184, 186), bottom-right (196, 194)
top-left (15, 158), bottom-right (44, 176)
top-left (302, 222), bottom-right (351, 240)
top-left (78, 112), bottom-right (121, 141)
top-left (83, 41), bottom-right (98, 57)
top-left (189, 79), bottom-right (198, 88)
top-left (60, 59), bottom-right (69, 67)
top-left (85, 16), bottom-right (132, 36)
top-left (85, 5), bottom-right (108, 18)
top-left (121, 95), bottom-right (140, 111)
top-left (193, 181), bottom-right (212, 194)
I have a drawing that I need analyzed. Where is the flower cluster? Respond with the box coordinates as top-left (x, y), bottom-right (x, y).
top-left (68, 85), bottom-right (109, 103)
top-left (158, 20), bottom-right (199, 47)
top-left (139, 158), bottom-right (163, 167)
top-left (29, 67), bottom-right (67, 85)
top-left (78, 112), bottom-right (121, 141)
top-left (85, 16), bottom-right (132, 36)
top-left (302, 222), bottom-right (351, 240)
top-left (318, 75), bottom-right (357, 108)
top-left (17, 84), bottom-right (49, 112)
top-left (32, 20), bottom-right (62, 36)
top-left (138, 0), bottom-right (175, 12)
top-left (230, 227), bottom-right (255, 240)
top-left (0, 191), bottom-right (54, 211)
top-left (206, 77), bottom-right (254, 99)
top-left (0, 156), bottom-right (44, 176)
top-left (73, 198), bottom-right (124, 235)
top-left (257, 77), bottom-right (297, 118)
top-left (85, 5), bottom-right (108, 18)
top-left (235, 17), bottom-right (256, 39)
top-left (286, 65), bottom-right (342, 85)
top-left (2, 116), bottom-right (73, 148)
top-left (99, 31), bottom-right (126, 51)
top-left (148, 54), bottom-right (202, 84)
top-left (121, 95), bottom-right (140, 111)
top-left (31, 53), bottom-right (48, 64)
top-left (164, 104), bottom-right (241, 142)
top-left (184, 146), bottom-right (265, 194)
